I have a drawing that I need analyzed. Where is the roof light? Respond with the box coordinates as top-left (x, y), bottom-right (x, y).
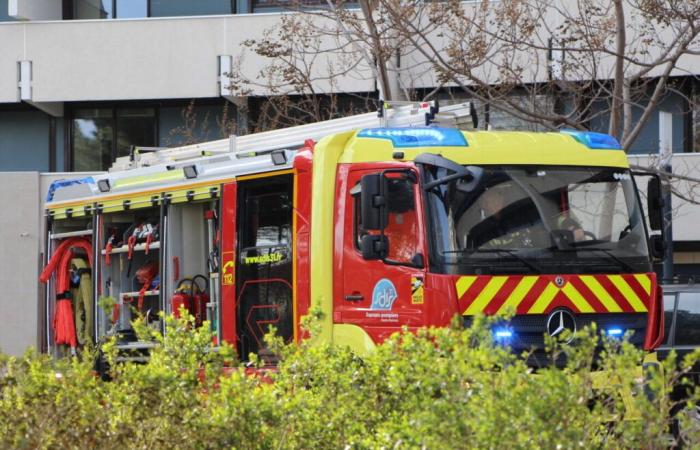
top-left (607, 328), bottom-right (624, 337)
top-left (357, 127), bottom-right (468, 148)
top-left (560, 130), bottom-right (622, 150)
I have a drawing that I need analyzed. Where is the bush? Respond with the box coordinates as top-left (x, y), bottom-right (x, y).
top-left (0, 312), bottom-right (698, 449)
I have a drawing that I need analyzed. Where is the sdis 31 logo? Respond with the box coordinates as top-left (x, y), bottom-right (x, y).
top-left (371, 279), bottom-right (398, 310)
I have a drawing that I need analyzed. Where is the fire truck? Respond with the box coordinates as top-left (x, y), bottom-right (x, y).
top-left (41, 101), bottom-right (665, 367)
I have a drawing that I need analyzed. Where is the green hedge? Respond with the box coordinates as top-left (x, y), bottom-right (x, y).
top-left (1, 312), bottom-right (699, 449)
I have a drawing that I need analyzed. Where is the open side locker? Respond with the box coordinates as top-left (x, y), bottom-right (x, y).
top-left (164, 187), bottom-right (221, 341)
top-left (43, 207), bottom-right (96, 358)
top-left (96, 196), bottom-right (162, 356)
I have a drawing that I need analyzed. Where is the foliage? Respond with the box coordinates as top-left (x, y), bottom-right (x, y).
top-left (1, 311), bottom-right (699, 449)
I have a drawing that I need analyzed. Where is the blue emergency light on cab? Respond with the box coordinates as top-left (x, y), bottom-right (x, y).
top-left (357, 127), bottom-right (468, 148)
top-left (560, 129), bottom-right (622, 150)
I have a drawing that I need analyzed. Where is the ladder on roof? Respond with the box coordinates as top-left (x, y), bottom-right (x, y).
top-left (111, 101), bottom-right (477, 171)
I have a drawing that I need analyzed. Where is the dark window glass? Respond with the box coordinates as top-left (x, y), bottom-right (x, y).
top-left (115, 0), bottom-right (147, 18)
top-left (674, 292), bottom-right (700, 346)
top-left (663, 293), bottom-right (676, 346)
top-left (116, 108), bottom-right (156, 158)
top-left (150, 0), bottom-right (232, 17)
top-left (73, 108), bottom-right (113, 171)
top-left (72, 107), bottom-right (155, 171)
top-left (0, 0), bottom-right (15, 21)
top-left (252, 0), bottom-right (326, 11)
top-left (237, 177), bottom-right (293, 359)
top-left (73, 0), bottom-right (113, 19)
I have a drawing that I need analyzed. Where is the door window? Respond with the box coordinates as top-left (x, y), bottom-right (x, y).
top-left (236, 175), bottom-right (293, 359)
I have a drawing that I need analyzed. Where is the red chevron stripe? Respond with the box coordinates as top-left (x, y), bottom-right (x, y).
top-left (515, 276), bottom-right (551, 314)
top-left (458, 276), bottom-right (492, 313)
top-left (623, 274), bottom-right (651, 309)
top-left (568, 276), bottom-right (608, 313)
top-left (596, 275), bottom-right (635, 313)
top-left (546, 290), bottom-right (579, 313)
top-left (483, 276), bottom-right (521, 314)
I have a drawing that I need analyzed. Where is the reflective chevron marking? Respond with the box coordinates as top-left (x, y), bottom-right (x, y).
top-left (464, 277), bottom-right (508, 315)
top-left (608, 275), bottom-right (647, 312)
top-left (455, 274), bottom-right (653, 315)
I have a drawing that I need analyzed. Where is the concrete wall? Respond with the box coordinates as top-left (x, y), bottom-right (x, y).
top-left (0, 13), bottom-right (375, 104)
top-left (9, 0), bottom-right (62, 21)
top-left (0, 172), bottom-right (42, 355)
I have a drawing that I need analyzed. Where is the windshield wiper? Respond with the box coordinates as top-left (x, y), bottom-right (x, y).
top-left (550, 247), bottom-right (635, 273)
top-left (468, 249), bottom-right (543, 274)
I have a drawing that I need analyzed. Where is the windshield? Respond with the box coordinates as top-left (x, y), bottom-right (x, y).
top-left (424, 165), bottom-right (651, 275)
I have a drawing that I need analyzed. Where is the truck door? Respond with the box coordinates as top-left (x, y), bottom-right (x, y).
top-left (236, 174), bottom-right (294, 360)
top-left (336, 166), bottom-right (427, 343)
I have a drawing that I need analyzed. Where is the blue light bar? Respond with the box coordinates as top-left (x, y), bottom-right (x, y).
top-left (357, 127), bottom-right (468, 148)
top-left (607, 328), bottom-right (624, 337)
top-left (560, 129), bottom-right (622, 150)
top-left (493, 329), bottom-right (513, 339)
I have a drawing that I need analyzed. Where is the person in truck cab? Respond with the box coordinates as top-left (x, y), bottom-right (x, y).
top-left (462, 182), bottom-right (585, 250)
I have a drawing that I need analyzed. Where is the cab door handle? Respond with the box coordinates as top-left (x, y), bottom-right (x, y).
top-left (344, 294), bottom-right (364, 301)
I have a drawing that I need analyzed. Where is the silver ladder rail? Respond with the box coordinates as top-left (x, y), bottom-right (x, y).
top-left (112, 101), bottom-right (474, 171)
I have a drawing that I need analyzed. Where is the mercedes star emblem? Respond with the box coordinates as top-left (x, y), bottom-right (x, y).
top-left (546, 309), bottom-right (577, 343)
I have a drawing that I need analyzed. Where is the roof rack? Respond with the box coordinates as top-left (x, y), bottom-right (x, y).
top-left (111, 100), bottom-right (476, 171)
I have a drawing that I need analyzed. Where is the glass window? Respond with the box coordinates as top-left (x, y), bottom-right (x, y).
top-left (674, 292), bottom-right (700, 346)
top-left (72, 107), bottom-right (155, 171)
top-left (73, 109), bottom-right (113, 171)
top-left (73, 0), bottom-right (113, 19)
top-left (116, 108), bottom-right (156, 158)
top-left (488, 95), bottom-right (553, 131)
top-left (252, 0), bottom-right (326, 11)
top-left (150, 0), bottom-right (232, 17)
top-left (663, 293), bottom-right (676, 346)
top-left (353, 174), bottom-right (420, 265)
top-left (0, 0), bottom-right (15, 21)
top-left (115, 0), bottom-right (147, 18)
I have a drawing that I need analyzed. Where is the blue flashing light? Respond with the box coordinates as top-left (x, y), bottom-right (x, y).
top-left (560, 129), bottom-right (622, 150)
top-left (607, 328), bottom-right (624, 337)
top-left (357, 127), bottom-right (468, 148)
top-left (493, 329), bottom-right (513, 339)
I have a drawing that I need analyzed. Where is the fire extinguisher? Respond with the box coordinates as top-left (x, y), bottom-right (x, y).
top-left (171, 278), bottom-right (194, 319)
top-left (192, 275), bottom-right (209, 328)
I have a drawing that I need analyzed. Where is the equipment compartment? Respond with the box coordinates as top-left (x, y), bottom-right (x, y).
top-left (98, 209), bottom-right (162, 343)
top-left (166, 200), bottom-right (220, 340)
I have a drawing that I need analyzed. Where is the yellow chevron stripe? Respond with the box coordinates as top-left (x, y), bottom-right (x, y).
top-left (608, 275), bottom-right (648, 312)
top-left (562, 283), bottom-right (594, 313)
top-left (456, 276), bottom-right (478, 298)
top-left (580, 276), bottom-right (622, 312)
top-left (464, 276), bottom-right (508, 315)
top-left (497, 276), bottom-right (538, 314)
top-left (634, 274), bottom-right (652, 296)
top-left (528, 282), bottom-right (558, 314)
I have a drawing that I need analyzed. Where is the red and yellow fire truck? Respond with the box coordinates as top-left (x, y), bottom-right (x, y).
top-left (41, 102), bottom-right (664, 367)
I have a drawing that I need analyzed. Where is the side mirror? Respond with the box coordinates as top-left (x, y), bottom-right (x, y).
top-left (361, 234), bottom-right (388, 260)
top-left (647, 177), bottom-right (664, 231)
top-left (649, 234), bottom-right (666, 260)
top-left (360, 174), bottom-right (387, 230)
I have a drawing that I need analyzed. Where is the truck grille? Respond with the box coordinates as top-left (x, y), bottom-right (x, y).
top-left (463, 313), bottom-right (647, 368)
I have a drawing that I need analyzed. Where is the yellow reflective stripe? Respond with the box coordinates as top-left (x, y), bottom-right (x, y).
top-left (113, 169), bottom-right (184, 189)
top-left (634, 274), bottom-right (652, 296)
top-left (456, 276), bottom-right (477, 298)
top-left (497, 276), bottom-right (538, 314)
top-left (562, 283), bottom-right (594, 313)
top-left (528, 282), bottom-right (558, 314)
top-left (580, 275), bottom-right (622, 313)
top-left (464, 276), bottom-right (507, 315)
top-left (608, 275), bottom-right (647, 312)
